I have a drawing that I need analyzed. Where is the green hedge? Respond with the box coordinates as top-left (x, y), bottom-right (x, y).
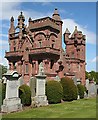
top-left (19, 84), bottom-right (31, 106)
top-left (77, 84), bottom-right (85, 99)
top-left (46, 80), bottom-right (63, 104)
top-left (60, 77), bottom-right (78, 101)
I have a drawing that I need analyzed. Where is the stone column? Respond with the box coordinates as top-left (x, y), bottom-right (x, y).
top-left (36, 61), bottom-right (38, 74)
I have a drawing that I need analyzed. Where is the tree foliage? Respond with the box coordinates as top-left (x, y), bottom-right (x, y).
top-left (0, 64), bottom-right (7, 79)
top-left (86, 71), bottom-right (98, 84)
top-left (19, 84), bottom-right (31, 106)
top-left (60, 77), bottom-right (78, 101)
top-left (77, 84), bottom-right (85, 99)
top-left (46, 80), bottom-right (63, 104)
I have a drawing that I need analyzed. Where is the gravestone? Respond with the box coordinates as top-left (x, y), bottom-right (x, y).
top-left (1, 70), bottom-right (22, 113)
top-left (88, 80), bottom-right (96, 98)
top-left (86, 79), bottom-right (89, 91)
top-left (72, 77), bottom-right (77, 85)
top-left (32, 62), bottom-right (48, 107)
top-left (29, 77), bottom-right (36, 97)
top-left (72, 77), bottom-right (81, 99)
top-left (18, 76), bottom-right (24, 86)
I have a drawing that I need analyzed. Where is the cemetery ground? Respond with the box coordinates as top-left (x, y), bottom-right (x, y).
top-left (2, 97), bottom-right (96, 118)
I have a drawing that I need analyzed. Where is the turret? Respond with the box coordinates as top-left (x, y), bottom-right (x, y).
top-left (17, 12), bottom-right (25, 40)
top-left (9, 16), bottom-right (15, 34)
top-left (18, 11), bottom-right (25, 28)
top-left (71, 26), bottom-right (78, 39)
top-left (64, 28), bottom-right (71, 44)
top-left (52, 8), bottom-right (61, 21)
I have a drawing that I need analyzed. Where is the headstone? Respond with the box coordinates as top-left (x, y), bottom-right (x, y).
top-left (1, 70), bottom-right (22, 113)
top-left (18, 76), bottom-right (24, 86)
top-left (72, 77), bottom-right (77, 85)
top-left (88, 81), bottom-right (96, 98)
top-left (32, 62), bottom-right (48, 107)
top-left (86, 79), bottom-right (89, 91)
top-left (29, 77), bottom-right (36, 97)
top-left (77, 95), bottom-right (80, 99)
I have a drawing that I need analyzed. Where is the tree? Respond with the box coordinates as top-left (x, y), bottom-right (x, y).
top-left (85, 71), bottom-right (89, 79)
top-left (85, 70), bottom-right (98, 84)
top-left (0, 64), bottom-right (7, 79)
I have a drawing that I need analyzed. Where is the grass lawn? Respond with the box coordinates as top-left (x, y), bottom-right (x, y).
top-left (2, 97), bottom-right (96, 118)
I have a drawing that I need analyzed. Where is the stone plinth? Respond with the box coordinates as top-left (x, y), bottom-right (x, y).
top-left (1, 97), bottom-right (22, 113)
top-left (32, 95), bottom-right (48, 107)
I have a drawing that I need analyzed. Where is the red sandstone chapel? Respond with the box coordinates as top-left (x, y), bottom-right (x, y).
top-left (5, 8), bottom-right (86, 85)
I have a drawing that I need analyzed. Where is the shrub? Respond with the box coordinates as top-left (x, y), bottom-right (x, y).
top-left (19, 84), bottom-right (31, 106)
top-left (46, 80), bottom-right (63, 104)
top-left (2, 83), bottom-right (6, 104)
top-left (77, 84), bottom-right (85, 99)
top-left (60, 77), bottom-right (78, 101)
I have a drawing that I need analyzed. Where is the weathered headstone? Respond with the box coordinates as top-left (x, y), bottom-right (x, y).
top-left (72, 77), bottom-right (77, 85)
top-left (29, 77), bottom-right (36, 97)
top-left (86, 79), bottom-right (89, 91)
top-left (18, 76), bottom-right (24, 86)
top-left (1, 70), bottom-right (22, 113)
top-left (88, 80), bottom-right (96, 98)
top-left (32, 62), bottom-right (48, 107)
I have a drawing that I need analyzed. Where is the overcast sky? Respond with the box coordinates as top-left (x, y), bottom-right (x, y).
top-left (0, 2), bottom-right (96, 72)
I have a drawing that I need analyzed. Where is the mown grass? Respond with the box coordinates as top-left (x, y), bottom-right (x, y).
top-left (2, 97), bottom-right (96, 119)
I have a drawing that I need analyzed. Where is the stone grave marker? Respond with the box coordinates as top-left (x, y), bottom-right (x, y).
top-left (32, 62), bottom-right (48, 107)
top-left (72, 77), bottom-right (77, 85)
top-left (29, 76), bottom-right (36, 97)
top-left (88, 80), bottom-right (96, 98)
top-left (18, 76), bottom-right (24, 86)
top-left (1, 70), bottom-right (22, 113)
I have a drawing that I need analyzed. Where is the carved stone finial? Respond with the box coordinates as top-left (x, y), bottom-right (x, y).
top-left (10, 16), bottom-right (14, 22)
top-left (52, 8), bottom-right (61, 21)
top-left (18, 11), bottom-right (25, 22)
top-left (75, 26), bottom-right (77, 30)
top-left (28, 17), bottom-right (32, 22)
top-left (38, 62), bottom-right (45, 75)
top-left (65, 28), bottom-right (70, 34)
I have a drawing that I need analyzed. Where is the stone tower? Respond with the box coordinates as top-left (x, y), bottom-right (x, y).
top-left (63, 26), bottom-right (86, 84)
